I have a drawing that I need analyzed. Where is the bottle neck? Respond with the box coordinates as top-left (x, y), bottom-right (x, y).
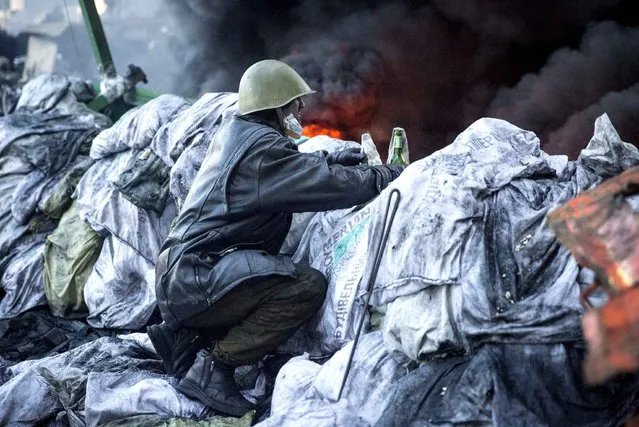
top-left (393, 136), bottom-right (403, 150)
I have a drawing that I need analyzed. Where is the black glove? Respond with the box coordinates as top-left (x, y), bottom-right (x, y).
top-left (371, 164), bottom-right (405, 193)
top-left (326, 147), bottom-right (368, 166)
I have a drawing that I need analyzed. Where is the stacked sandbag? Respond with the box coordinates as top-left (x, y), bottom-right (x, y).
top-left (0, 336), bottom-right (220, 425)
top-left (265, 114), bottom-right (639, 425)
top-left (44, 202), bottom-right (104, 318)
top-left (14, 73), bottom-right (95, 114)
top-left (0, 74), bottom-right (110, 319)
top-left (282, 204), bottom-right (375, 356)
top-left (257, 332), bottom-right (406, 427)
top-left (361, 115), bottom-right (639, 425)
top-left (89, 94), bottom-right (189, 160)
top-left (73, 93), bottom-right (239, 329)
top-left (73, 95), bottom-right (187, 329)
top-left (366, 114), bottom-right (639, 361)
top-left (376, 343), bottom-right (638, 427)
top-left (151, 92), bottom-right (238, 167)
top-left (158, 92), bottom-right (239, 209)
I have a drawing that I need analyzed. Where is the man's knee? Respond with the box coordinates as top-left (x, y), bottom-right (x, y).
top-left (296, 266), bottom-right (328, 306)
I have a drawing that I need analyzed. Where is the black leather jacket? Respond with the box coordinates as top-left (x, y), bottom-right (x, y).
top-left (156, 114), bottom-right (386, 325)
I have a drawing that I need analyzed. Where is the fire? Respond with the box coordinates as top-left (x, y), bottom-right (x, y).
top-left (303, 124), bottom-right (344, 139)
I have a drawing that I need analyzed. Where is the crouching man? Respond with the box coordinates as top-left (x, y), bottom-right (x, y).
top-left (149, 59), bottom-right (404, 416)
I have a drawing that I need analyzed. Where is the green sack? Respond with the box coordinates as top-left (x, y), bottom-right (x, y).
top-left (44, 201), bottom-right (103, 318)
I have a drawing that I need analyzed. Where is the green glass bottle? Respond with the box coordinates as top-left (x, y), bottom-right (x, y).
top-left (389, 127), bottom-right (407, 165)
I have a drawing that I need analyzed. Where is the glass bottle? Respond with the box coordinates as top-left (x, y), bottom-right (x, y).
top-left (388, 127), bottom-right (407, 165)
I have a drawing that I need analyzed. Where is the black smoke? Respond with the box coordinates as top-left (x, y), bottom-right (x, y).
top-left (5, 0), bottom-right (638, 160)
top-left (159, 0), bottom-right (639, 160)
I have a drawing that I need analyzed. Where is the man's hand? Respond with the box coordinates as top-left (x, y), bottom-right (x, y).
top-left (371, 164), bottom-right (406, 193)
top-left (327, 147), bottom-right (368, 166)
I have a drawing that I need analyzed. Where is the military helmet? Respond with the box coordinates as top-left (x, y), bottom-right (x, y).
top-left (238, 59), bottom-right (315, 115)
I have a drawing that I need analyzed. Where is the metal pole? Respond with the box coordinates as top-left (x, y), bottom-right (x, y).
top-left (336, 188), bottom-right (401, 401)
top-left (78, 0), bottom-right (116, 78)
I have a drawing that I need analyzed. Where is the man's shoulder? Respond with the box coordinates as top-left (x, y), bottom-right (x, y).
top-left (230, 114), bottom-right (282, 139)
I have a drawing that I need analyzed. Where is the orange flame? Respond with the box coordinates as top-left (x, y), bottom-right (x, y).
top-left (303, 124), bottom-right (344, 139)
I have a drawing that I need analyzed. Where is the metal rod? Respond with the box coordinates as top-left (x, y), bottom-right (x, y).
top-left (337, 188), bottom-right (401, 401)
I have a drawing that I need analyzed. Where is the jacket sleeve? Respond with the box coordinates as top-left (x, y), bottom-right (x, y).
top-left (254, 137), bottom-right (382, 213)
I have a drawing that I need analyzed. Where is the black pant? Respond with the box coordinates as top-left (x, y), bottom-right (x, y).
top-left (182, 265), bottom-right (327, 366)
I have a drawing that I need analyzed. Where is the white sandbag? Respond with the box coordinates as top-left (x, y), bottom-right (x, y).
top-left (84, 235), bottom-right (156, 329)
top-left (0, 362), bottom-right (70, 424)
top-left (310, 332), bottom-right (406, 423)
top-left (0, 336), bottom-right (157, 425)
top-left (296, 135), bottom-right (360, 154)
top-left (90, 94), bottom-right (188, 160)
top-left (152, 92), bottom-right (238, 167)
top-left (262, 332), bottom-right (405, 427)
top-left (269, 355), bottom-right (321, 416)
top-left (76, 151), bottom-right (177, 262)
top-left (77, 148), bottom-right (176, 329)
top-left (382, 285), bottom-right (463, 364)
top-left (117, 332), bottom-right (155, 354)
top-left (16, 73), bottom-right (94, 113)
top-left (0, 239), bottom-right (47, 319)
top-left (285, 204), bottom-right (373, 356)
top-left (86, 189), bottom-right (177, 263)
top-left (0, 156), bottom-right (32, 254)
top-left (368, 114), bottom-right (639, 361)
top-left (75, 151), bottom-right (133, 228)
top-left (84, 371), bottom-right (212, 427)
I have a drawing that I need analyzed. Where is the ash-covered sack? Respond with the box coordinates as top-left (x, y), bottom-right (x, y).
top-left (259, 332), bottom-right (405, 427)
top-left (75, 149), bottom-right (177, 329)
top-left (15, 73), bottom-right (94, 113)
top-left (0, 336), bottom-right (214, 426)
top-left (362, 114), bottom-right (639, 362)
top-left (282, 204), bottom-right (373, 356)
top-left (153, 92), bottom-right (238, 167)
top-left (90, 94), bottom-right (188, 160)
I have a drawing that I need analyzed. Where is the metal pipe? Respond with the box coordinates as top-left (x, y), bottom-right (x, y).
top-left (78, 0), bottom-right (116, 78)
top-left (337, 188), bottom-right (402, 401)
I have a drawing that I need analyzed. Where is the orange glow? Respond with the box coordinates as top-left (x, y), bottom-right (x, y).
top-left (303, 124), bottom-right (344, 139)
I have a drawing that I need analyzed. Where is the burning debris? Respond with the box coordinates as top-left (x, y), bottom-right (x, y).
top-left (284, 42), bottom-right (385, 140)
top-left (302, 123), bottom-right (345, 139)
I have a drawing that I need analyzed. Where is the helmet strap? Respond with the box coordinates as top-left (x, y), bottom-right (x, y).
top-left (275, 107), bottom-right (286, 131)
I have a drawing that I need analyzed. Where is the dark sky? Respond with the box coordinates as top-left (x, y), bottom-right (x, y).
top-left (4, 0), bottom-right (639, 160)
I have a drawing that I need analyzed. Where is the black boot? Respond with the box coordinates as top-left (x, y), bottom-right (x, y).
top-left (177, 349), bottom-right (255, 417)
top-left (147, 322), bottom-right (204, 378)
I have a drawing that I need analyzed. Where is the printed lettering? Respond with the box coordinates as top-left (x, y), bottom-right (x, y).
top-left (466, 133), bottom-right (498, 152)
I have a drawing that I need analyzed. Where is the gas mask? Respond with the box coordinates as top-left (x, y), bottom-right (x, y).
top-left (277, 108), bottom-right (304, 139)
